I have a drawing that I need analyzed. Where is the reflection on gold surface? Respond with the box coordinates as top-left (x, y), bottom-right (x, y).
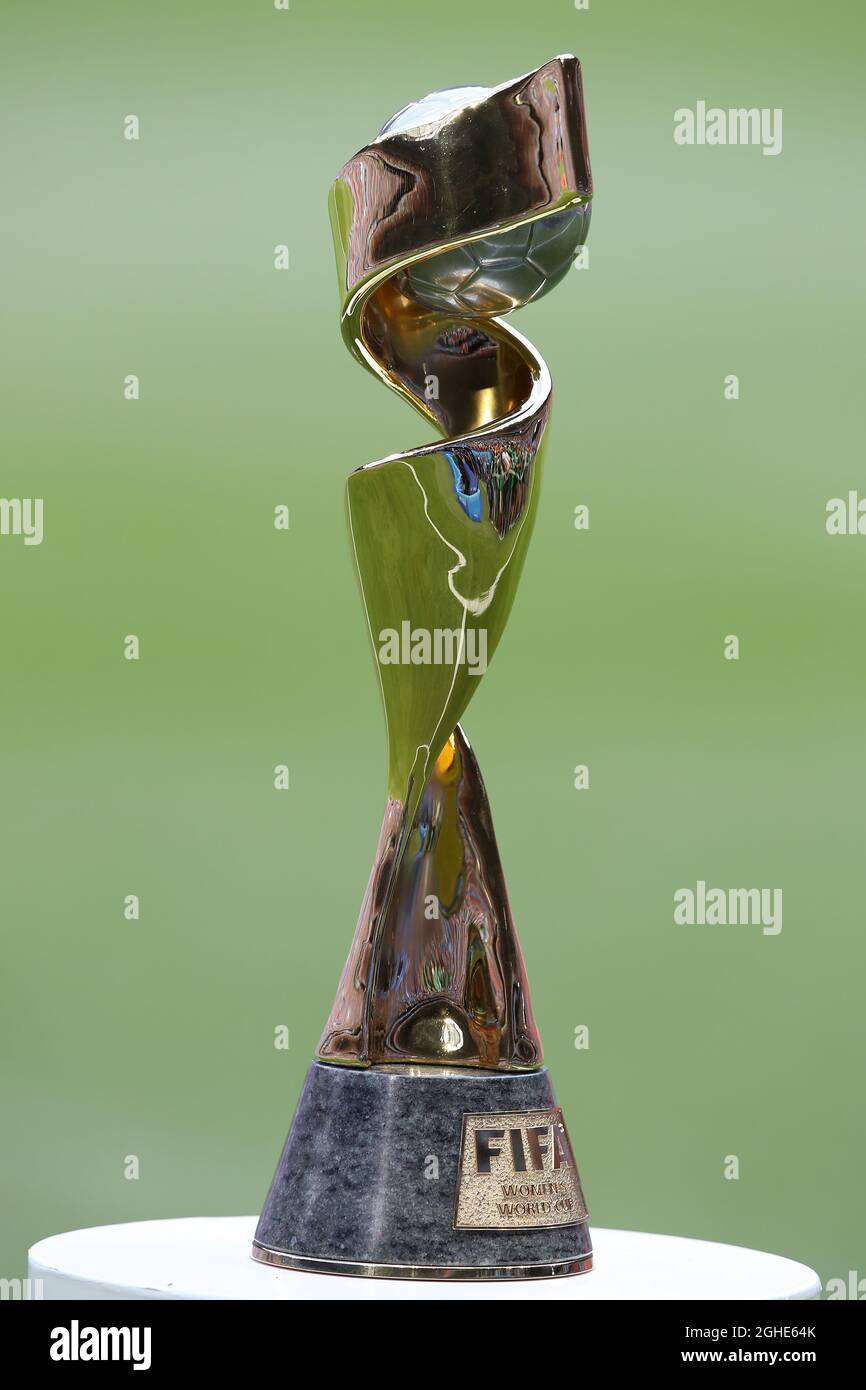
top-left (317, 57), bottom-right (592, 1069)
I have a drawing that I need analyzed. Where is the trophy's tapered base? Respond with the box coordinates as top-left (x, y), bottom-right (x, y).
top-left (252, 1060), bottom-right (592, 1281)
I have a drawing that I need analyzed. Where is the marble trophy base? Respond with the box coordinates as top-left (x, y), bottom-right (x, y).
top-left (252, 1060), bottom-right (592, 1280)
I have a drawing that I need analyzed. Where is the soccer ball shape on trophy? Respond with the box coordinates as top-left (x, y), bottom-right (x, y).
top-left (403, 205), bottom-right (591, 317)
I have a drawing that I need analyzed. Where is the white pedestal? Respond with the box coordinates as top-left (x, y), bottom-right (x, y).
top-left (27, 1217), bottom-right (821, 1300)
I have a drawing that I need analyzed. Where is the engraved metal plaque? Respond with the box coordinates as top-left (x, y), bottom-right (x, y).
top-left (454, 1108), bottom-right (589, 1231)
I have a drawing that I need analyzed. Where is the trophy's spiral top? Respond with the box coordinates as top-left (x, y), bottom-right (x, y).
top-left (320, 56), bottom-right (592, 1071)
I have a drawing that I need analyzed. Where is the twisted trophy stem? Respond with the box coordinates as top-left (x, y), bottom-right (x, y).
top-left (318, 56), bottom-right (592, 1069)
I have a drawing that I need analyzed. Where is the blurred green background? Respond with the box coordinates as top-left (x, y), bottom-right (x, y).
top-left (1, 0), bottom-right (863, 1290)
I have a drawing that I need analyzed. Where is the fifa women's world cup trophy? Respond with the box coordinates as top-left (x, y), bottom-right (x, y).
top-left (253, 55), bottom-right (594, 1280)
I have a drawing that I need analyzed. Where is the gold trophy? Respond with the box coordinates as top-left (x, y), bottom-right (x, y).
top-left (253, 54), bottom-right (594, 1280)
